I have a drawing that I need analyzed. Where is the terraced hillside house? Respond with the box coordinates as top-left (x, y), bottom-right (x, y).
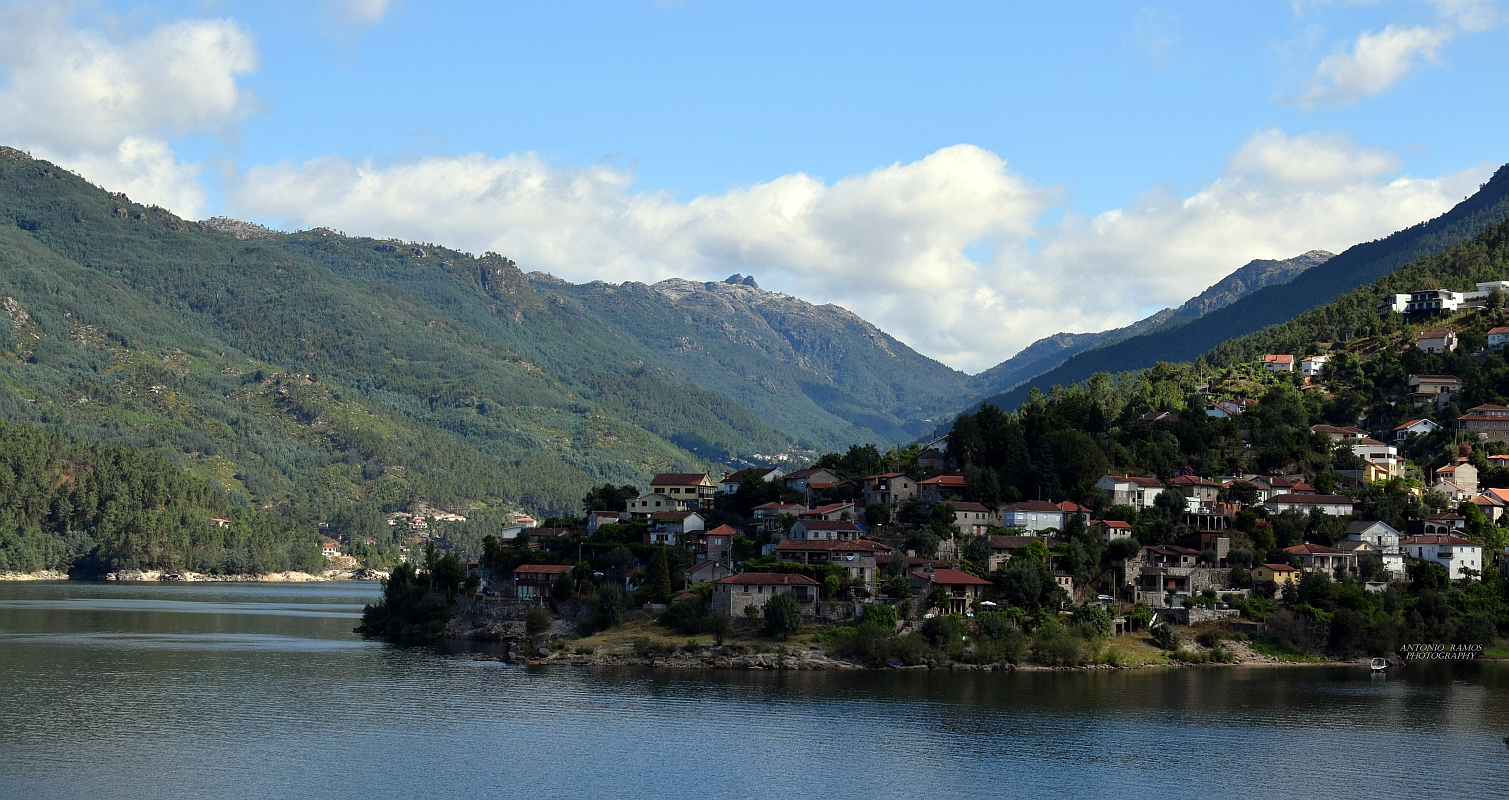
top-left (1416, 329), bottom-right (1457, 354)
top-left (1262, 354), bottom-right (1294, 372)
top-left (684, 560), bottom-right (734, 586)
top-left (1284, 543), bottom-right (1355, 576)
top-left (587, 510), bottom-right (624, 535)
top-left (860, 473), bottom-right (918, 510)
top-left (773, 538), bottom-right (889, 592)
top-left (788, 519), bottom-right (865, 541)
top-left (690, 524), bottom-right (738, 563)
top-left (646, 511), bottom-right (704, 545)
top-left (908, 566), bottom-right (992, 614)
top-left (1253, 563), bottom-right (1301, 585)
top-left (628, 492), bottom-right (680, 517)
top-left (721, 467), bottom-right (785, 495)
top-left (512, 564), bottom-right (574, 599)
top-left (710, 573), bottom-right (819, 618)
top-left (918, 474), bottom-right (967, 504)
top-left (1264, 494), bottom-right (1355, 516)
top-left (1394, 418), bottom-right (1442, 441)
top-left (1097, 520), bottom-right (1133, 541)
top-left (951, 502), bottom-right (999, 535)
top-left (1491, 326), bottom-right (1509, 353)
top-left (751, 502), bottom-right (803, 532)
top-left (1094, 475), bottom-right (1167, 509)
top-left (799, 502), bottom-right (855, 521)
top-left (1404, 288), bottom-right (1464, 315)
top-left (1408, 374), bottom-right (1462, 409)
top-left (1300, 355), bottom-right (1329, 377)
top-left (1347, 438), bottom-right (1405, 479)
top-left (985, 535), bottom-right (1062, 572)
top-left (1168, 475), bottom-right (1222, 507)
top-left (1434, 460), bottom-right (1479, 495)
top-left (1458, 404), bottom-right (1509, 443)
top-left (650, 473), bottom-right (716, 509)
top-left (1400, 534), bottom-right (1484, 581)
top-left (998, 501), bottom-right (1063, 532)
top-left (916, 446), bottom-right (952, 471)
top-left (1309, 424), bottom-right (1368, 442)
top-left (782, 468), bottom-right (842, 493)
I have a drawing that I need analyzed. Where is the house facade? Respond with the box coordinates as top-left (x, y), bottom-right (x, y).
top-left (720, 467), bottom-right (784, 495)
top-left (774, 538), bottom-right (887, 592)
top-left (918, 474), bottom-right (967, 504)
top-left (650, 473), bottom-right (716, 509)
top-left (1284, 543), bottom-right (1355, 576)
top-left (908, 566), bottom-right (992, 614)
top-left (1094, 475), bottom-right (1167, 509)
top-left (685, 560), bottom-right (734, 586)
top-left (1457, 404), bottom-right (1509, 443)
top-left (1490, 325), bottom-right (1509, 353)
top-left (710, 573), bottom-right (819, 618)
top-left (951, 501), bottom-right (999, 535)
top-left (788, 520), bottom-right (865, 541)
top-left (1416, 329), bottom-right (1457, 354)
top-left (1393, 418), bottom-right (1442, 441)
top-left (1434, 460), bottom-right (1479, 495)
top-left (1262, 354), bottom-right (1295, 372)
top-left (1264, 494), bottom-right (1355, 516)
top-left (860, 473), bottom-right (918, 509)
top-left (1407, 374), bottom-right (1462, 409)
top-left (751, 502), bottom-right (803, 532)
top-left (1300, 355), bottom-right (1329, 377)
top-left (1400, 534), bottom-right (1484, 580)
top-left (782, 468), bottom-right (843, 493)
top-left (512, 564), bottom-right (574, 599)
top-left (1253, 563), bottom-right (1301, 585)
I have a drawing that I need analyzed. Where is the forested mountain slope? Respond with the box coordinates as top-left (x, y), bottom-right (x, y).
top-left (0, 147), bottom-right (787, 520)
top-left (979, 164), bottom-right (1509, 410)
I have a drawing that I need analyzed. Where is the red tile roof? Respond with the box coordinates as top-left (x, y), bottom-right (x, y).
top-left (715, 572), bottom-right (819, 586)
top-left (1284, 543), bottom-right (1343, 555)
top-left (919, 474), bottom-right (966, 487)
top-left (950, 501), bottom-right (992, 513)
top-left (513, 564), bottom-right (574, 575)
top-left (793, 520), bottom-right (863, 531)
top-left (1267, 494), bottom-right (1354, 504)
top-left (1400, 534), bottom-right (1480, 547)
top-left (1168, 475), bottom-right (1222, 487)
top-left (651, 473), bottom-right (710, 485)
top-left (914, 568), bottom-right (991, 586)
top-left (1003, 500), bottom-right (1062, 512)
top-left (1259, 563), bottom-right (1299, 572)
top-left (775, 538), bottom-right (887, 552)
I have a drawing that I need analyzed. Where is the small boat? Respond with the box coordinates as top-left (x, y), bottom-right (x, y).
top-left (1370, 657), bottom-right (1387, 672)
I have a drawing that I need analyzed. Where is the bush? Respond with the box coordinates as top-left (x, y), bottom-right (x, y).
top-left (1074, 603), bottom-right (1113, 638)
top-left (707, 612), bottom-right (732, 645)
top-left (1030, 622), bottom-right (1090, 666)
top-left (763, 592), bottom-right (803, 639)
top-left (1195, 629), bottom-right (1228, 648)
top-left (525, 606), bottom-right (552, 636)
top-left (921, 614), bottom-right (968, 647)
top-left (575, 584), bottom-right (626, 636)
top-left (659, 598), bottom-right (709, 635)
top-left (861, 603), bottom-right (898, 629)
top-left (891, 632), bottom-right (928, 665)
top-left (1150, 623), bottom-right (1181, 651)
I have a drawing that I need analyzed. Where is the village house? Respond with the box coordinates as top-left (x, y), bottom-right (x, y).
top-left (751, 502), bottom-right (804, 532)
top-left (1432, 480), bottom-right (1470, 503)
top-left (512, 564), bottom-right (574, 599)
top-left (1422, 512), bottom-right (1466, 535)
top-left (782, 468), bottom-right (843, 493)
top-left (1458, 404), bottom-right (1509, 443)
top-left (720, 467), bottom-right (784, 495)
top-left (1309, 424), bottom-right (1368, 441)
top-left (690, 524), bottom-right (738, 563)
top-left (684, 560), bottom-right (734, 586)
top-left (710, 573), bottom-right (819, 618)
top-left (1284, 543), bottom-right (1355, 576)
top-left (1204, 398), bottom-right (1252, 418)
top-left (1140, 410), bottom-right (1179, 423)
top-left (1056, 500), bottom-right (1094, 525)
top-left (586, 510), bottom-right (624, 535)
top-left (1299, 355), bottom-right (1329, 377)
top-left (788, 520), bottom-right (865, 541)
top-left (1434, 459), bottom-right (1479, 495)
top-left (646, 511), bottom-right (704, 545)
top-left (918, 474), bottom-right (967, 504)
top-left (320, 540), bottom-right (340, 558)
top-left (1394, 418), bottom-right (1442, 441)
top-left (1168, 475), bottom-right (1222, 507)
top-left (1094, 474), bottom-right (1167, 509)
top-left (800, 502), bottom-right (855, 521)
top-left (650, 473), bottom-right (716, 509)
top-left (985, 534), bottom-right (1060, 571)
top-left (1407, 374), bottom-right (1462, 409)
top-left (1262, 354), bottom-right (1295, 373)
top-left (950, 501), bottom-right (998, 535)
top-left (916, 446), bottom-right (952, 472)
top-left (1400, 534), bottom-right (1484, 580)
top-left (860, 473), bottom-right (918, 509)
top-left (1347, 519), bottom-right (1403, 552)
top-left (1253, 563), bottom-right (1301, 586)
top-left (1264, 493), bottom-right (1355, 516)
top-left (998, 500), bottom-right (1064, 532)
top-left (1490, 325), bottom-right (1509, 353)
top-left (1097, 520), bottom-right (1134, 541)
top-left (773, 538), bottom-right (888, 592)
top-left (525, 528), bottom-right (574, 548)
top-left (628, 492), bottom-right (681, 517)
top-left (1472, 490), bottom-right (1507, 523)
top-left (1416, 329), bottom-right (1457, 354)
top-left (908, 565), bottom-right (992, 614)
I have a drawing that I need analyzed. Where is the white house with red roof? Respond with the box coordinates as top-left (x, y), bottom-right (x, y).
top-left (1416, 329), bottom-right (1457, 354)
top-left (320, 540), bottom-right (340, 558)
top-left (999, 500), bottom-right (1064, 532)
top-left (720, 467), bottom-right (785, 495)
top-left (1401, 534), bottom-right (1484, 580)
top-left (1262, 354), bottom-right (1295, 372)
top-left (1299, 355), bottom-right (1329, 377)
top-left (1393, 418), bottom-right (1441, 441)
top-left (1097, 520), bottom-right (1134, 541)
top-left (1094, 474), bottom-right (1167, 509)
top-left (1490, 325), bottom-right (1509, 352)
top-left (1264, 494), bottom-right (1355, 516)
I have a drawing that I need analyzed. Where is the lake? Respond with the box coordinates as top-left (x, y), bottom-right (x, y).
top-left (1, 581), bottom-right (1506, 799)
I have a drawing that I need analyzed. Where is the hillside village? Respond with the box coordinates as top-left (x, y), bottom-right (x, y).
top-left (353, 277), bottom-right (1509, 665)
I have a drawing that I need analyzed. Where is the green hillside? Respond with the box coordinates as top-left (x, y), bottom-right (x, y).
top-left (0, 147), bottom-right (790, 523)
top-left (979, 163), bottom-right (1509, 410)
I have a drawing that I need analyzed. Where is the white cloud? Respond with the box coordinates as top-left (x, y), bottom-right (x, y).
top-left (0, 5), bottom-right (257, 217)
top-left (230, 130), bottom-right (1490, 373)
top-left (1298, 23), bottom-right (1450, 106)
top-left (336, 0), bottom-right (393, 26)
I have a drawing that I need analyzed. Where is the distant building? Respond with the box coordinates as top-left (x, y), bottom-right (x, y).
top-left (1416, 329), bottom-right (1457, 354)
top-left (1299, 355), bottom-right (1329, 377)
top-left (1457, 404), bottom-right (1509, 443)
top-left (1400, 534), bottom-right (1484, 581)
top-left (1262, 354), bottom-right (1295, 373)
top-left (1094, 475), bottom-right (1167, 509)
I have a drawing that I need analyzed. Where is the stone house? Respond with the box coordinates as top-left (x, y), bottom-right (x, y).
top-left (908, 566), bottom-right (992, 614)
top-left (774, 538), bottom-right (887, 592)
top-left (951, 501), bottom-right (999, 535)
top-left (710, 572), bottom-right (819, 618)
top-left (1434, 460), bottom-right (1478, 495)
top-left (685, 560), bottom-right (734, 586)
top-left (1458, 404), bottom-right (1509, 443)
top-left (860, 473), bottom-right (918, 509)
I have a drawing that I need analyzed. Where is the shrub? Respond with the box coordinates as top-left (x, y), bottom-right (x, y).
top-left (1195, 629), bottom-right (1228, 648)
top-left (891, 632), bottom-right (928, 665)
top-left (862, 603), bottom-right (899, 629)
top-left (659, 598), bottom-right (709, 635)
top-left (1074, 603), bottom-right (1113, 638)
top-left (921, 614), bottom-right (968, 648)
top-left (763, 592), bottom-right (803, 639)
top-left (1151, 623), bottom-right (1181, 651)
top-left (525, 606), bottom-right (552, 636)
top-left (1127, 601), bottom-right (1153, 632)
top-left (1030, 622), bottom-right (1089, 666)
top-left (707, 612), bottom-right (732, 645)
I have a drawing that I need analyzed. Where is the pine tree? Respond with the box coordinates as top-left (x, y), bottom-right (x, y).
top-left (646, 545), bottom-right (673, 604)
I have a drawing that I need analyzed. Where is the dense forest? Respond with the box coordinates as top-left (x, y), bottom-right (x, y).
top-left (0, 419), bottom-right (320, 575)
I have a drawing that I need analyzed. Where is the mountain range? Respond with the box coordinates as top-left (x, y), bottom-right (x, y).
top-left (3, 142), bottom-right (1507, 519)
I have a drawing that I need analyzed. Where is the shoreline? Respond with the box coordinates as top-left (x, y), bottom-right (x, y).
top-left (0, 568), bottom-right (389, 583)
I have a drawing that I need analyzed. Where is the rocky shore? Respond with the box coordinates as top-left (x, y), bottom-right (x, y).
top-left (0, 568), bottom-right (389, 582)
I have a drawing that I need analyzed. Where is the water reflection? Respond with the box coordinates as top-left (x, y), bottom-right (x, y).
top-left (1, 581), bottom-right (1506, 800)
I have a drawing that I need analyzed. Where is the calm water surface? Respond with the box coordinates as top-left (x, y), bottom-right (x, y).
top-left (1, 581), bottom-right (1506, 800)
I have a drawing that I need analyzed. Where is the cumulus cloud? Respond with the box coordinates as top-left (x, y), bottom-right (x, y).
top-left (0, 5), bottom-right (257, 217)
top-left (1297, 23), bottom-right (1450, 106)
top-left (336, 0), bottom-right (393, 26)
top-left (230, 130), bottom-right (1489, 372)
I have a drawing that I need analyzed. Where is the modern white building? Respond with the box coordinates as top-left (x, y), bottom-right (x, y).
top-left (1300, 355), bottom-right (1329, 377)
top-left (1094, 475), bottom-right (1167, 510)
top-left (1265, 493), bottom-right (1355, 516)
top-left (1401, 534), bottom-right (1484, 581)
top-left (1345, 520), bottom-right (1406, 578)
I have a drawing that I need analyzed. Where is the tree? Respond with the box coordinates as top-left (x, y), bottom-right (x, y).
top-left (1226, 481), bottom-right (1259, 507)
top-left (763, 592), bottom-right (802, 638)
top-left (964, 536), bottom-right (993, 568)
top-left (582, 484), bottom-right (640, 514)
top-left (882, 575), bottom-right (911, 599)
top-left (927, 586), bottom-right (951, 612)
top-left (708, 612), bottom-right (732, 645)
top-left (526, 606), bottom-right (552, 636)
top-left (643, 545), bottom-right (673, 604)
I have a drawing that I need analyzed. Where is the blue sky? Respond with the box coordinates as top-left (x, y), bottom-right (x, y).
top-left (2, 0), bottom-right (1506, 371)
